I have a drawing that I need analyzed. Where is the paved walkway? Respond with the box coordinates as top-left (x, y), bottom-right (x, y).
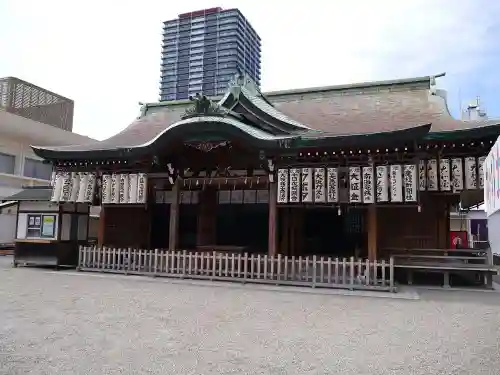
top-left (1, 257), bottom-right (500, 375)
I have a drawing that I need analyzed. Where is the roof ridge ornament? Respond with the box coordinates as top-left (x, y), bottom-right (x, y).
top-left (228, 68), bottom-right (259, 97)
top-left (429, 75), bottom-right (437, 96)
top-left (182, 93), bottom-right (228, 119)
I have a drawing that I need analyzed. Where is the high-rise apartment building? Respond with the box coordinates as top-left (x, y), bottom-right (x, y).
top-left (159, 7), bottom-right (261, 101)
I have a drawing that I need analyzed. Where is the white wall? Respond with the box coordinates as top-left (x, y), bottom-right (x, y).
top-left (0, 111), bottom-right (96, 200)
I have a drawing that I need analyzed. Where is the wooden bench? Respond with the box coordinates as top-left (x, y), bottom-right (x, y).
top-left (385, 247), bottom-right (497, 288)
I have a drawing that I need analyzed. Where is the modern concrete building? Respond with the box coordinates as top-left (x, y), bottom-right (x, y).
top-left (0, 108), bottom-right (94, 200)
top-left (159, 7), bottom-right (261, 101)
top-left (0, 107), bottom-right (96, 243)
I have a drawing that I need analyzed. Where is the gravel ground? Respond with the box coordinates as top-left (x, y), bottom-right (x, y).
top-left (1, 257), bottom-right (500, 375)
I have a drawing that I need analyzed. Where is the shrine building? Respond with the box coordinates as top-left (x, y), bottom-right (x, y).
top-left (31, 73), bottom-right (499, 265)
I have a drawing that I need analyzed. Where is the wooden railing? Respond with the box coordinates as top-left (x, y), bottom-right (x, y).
top-left (78, 247), bottom-right (396, 292)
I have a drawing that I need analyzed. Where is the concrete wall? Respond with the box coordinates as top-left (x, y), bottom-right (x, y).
top-left (0, 134), bottom-right (51, 199)
top-left (0, 212), bottom-right (16, 243)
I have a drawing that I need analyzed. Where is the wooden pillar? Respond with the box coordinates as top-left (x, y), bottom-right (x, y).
top-left (437, 202), bottom-right (449, 249)
top-left (280, 208), bottom-right (290, 255)
top-left (197, 188), bottom-right (217, 246)
top-left (289, 208), bottom-right (297, 256)
top-left (168, 180), bottom-right (180, 251)
top-left (97, 206), bottom-right (105, 247)
top-left (295, 209), bottom-right (304, 256)
top-left (268, 182), bottom-right (277, 256)
top-left (367, 205), bottom-right (377, 261)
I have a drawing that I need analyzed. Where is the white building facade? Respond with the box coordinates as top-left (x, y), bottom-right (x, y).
top-left (0, 108), bottom-right (94, 199)
top-left (0, 108), bottom-right (95, 243)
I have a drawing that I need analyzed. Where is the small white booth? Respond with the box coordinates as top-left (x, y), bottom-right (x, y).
top-left (6, 186), bottom-right (91, 268)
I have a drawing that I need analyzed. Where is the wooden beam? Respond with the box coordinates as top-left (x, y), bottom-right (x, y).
top-left (268, 182), bottom-right (277, 256)
top-left (168, 179), bottom-right (181, 251)
top-left (367, 205), bottom-right (377, 261)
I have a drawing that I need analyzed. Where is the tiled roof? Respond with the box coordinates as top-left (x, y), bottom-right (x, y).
top-left (266, 79), bottom-right (499, 135)
top-left (240, 87), bottom-right (313, 131)
top-left (4, 187), bottom-right (52, 201)
top-left (32, 73), bottom-right (500, 159)
top-left (32, 114), bottom-right (293, 155)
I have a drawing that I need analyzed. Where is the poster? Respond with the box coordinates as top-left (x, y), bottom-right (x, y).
top-left (42, 216), bottom-right (56, 237)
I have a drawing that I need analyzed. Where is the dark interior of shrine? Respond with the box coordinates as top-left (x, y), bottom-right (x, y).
top-left (300, 207), bottom-right (365, 258)
top-left (150, 202), bottom-right (269, 252)
top-left (216, 204), bottom-right (268, 252)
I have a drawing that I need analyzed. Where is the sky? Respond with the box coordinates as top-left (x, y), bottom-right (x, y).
top-left (1, 0), bottom-right (500, 141)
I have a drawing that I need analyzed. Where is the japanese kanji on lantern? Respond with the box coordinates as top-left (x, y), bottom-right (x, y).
top-left (376, 165), bottom-right (389, 202)
top-left (418, 157), bottom-right (485, 192)
top-left (427, 159), bottom-right (438, 191)
top-left (418, 160), bottom-right (426, 191)
top-left (439, 159), bottom-right (451, 191)
top-left (314, 167), bottom-right (326, 203)
top-left (362, 166), bottom-right (374, 204)
top-left (289, 168), bottom-right (300, 203)
top-left (478, 156), bottom-right (486, 189)
top-left (349, 166), bottom-right (362, 203)
top-left (326, 167), bottom-right (339, 203)
top-left (464, 157), bottom-right (477, 190)
top-left (403, 164), bottom-right (417, 202)
top-left (301, 167), bottom-right (312, 203)
top-left (277, 168), bottom-right (288, 203)
top-left (390, 165), bottom-right (403, 202)
top-left (451, 158), bottom-right (464, 191)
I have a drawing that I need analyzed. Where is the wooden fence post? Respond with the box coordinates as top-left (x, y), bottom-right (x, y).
top-left (243, 253), bottom-right (248, 283)
top-left (312, 255), bottom-right (317, 288)
top-left (349, 257), bottom-right (355, 290)
top-left (153, 249), bottom-right (158, 277)
top-left (389, 256), bottom-right (395, 291)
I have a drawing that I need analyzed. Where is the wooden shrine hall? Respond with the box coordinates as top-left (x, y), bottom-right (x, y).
top-left (33, 72), bottom-right (500, 267)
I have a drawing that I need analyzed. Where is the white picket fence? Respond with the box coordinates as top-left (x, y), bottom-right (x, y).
top-left (78, 247), bottom-right (396, 292)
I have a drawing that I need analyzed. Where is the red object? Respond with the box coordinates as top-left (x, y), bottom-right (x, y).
top-left (450, 231), bottom-right (468, 249)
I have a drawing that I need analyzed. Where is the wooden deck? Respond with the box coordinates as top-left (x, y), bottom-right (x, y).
top-left (386, 247), bottom-right (497, 288)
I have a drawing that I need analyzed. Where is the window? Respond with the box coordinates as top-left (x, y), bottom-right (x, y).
top-left (24, 158), bottom-right (52, 180)
top-left (0, 152), bottom-right (15, 174)
top-left (26, 214), bottom-right (56, 238)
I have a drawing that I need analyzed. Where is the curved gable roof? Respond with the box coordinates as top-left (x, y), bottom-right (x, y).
top-left (265, 74), bottom-right (500, 135)
top-left (32, 73), bottom-right (500, 161)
